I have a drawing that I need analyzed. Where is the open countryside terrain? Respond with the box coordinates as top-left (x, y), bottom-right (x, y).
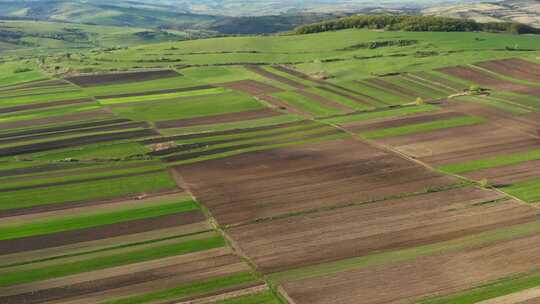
top-left (1, 14), bottom-right (540, 304)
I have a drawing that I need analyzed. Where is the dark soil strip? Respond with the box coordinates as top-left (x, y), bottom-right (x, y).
top-left (65, 70), bottom-right (180, 87)
top-left (149, 124), bottom-right (325, 156)
top-left (0, 255), bottom-right (247, 304)
top-left (0, 118), bottom-right (131, 140)
top-left (155, 109), bottom-right (281, 129)
top-left (438, 66), bottom-right (540, 96)
top-left (0, 109), bottom-right (114, 131)
top-left (258, 95), bottom-right (313, 118)
top-left (0, 163), bottom-right (78, 178)
top-left (163, 129), bottom-right (341, 163)
top-left (0, 79), bottom-right (68, 92)
top-left (274, 65), bottom-right (383, 104)
top-left (0, 98), bottom-right (95, 115)
top-left (297, 89), bottom-right (353, 112)
top-left (141, 120), bottom-right (312, 145)
top-left (0, 189), bottom-right (183, 219)
top-left (347, 111), bottom-right (464, 133)
top-left (0, 211), bottom-right (205, 254)
top-left (244, 65), bottom-right (307, 89)
top-left (364, 78), bottom-right (418, 98)
top-left (95, 85), bottom-right (215, 99)
top-left (0, 121), bottom-right (148, 146)
top-left (0, 169), bottom-right (163, 193)
top-left (0, 129), bottom-right (158, 157)
top-left (476, 59), bottom-right (540, 82)
top-left (316, 86), bottom-right (375, 107)
top-left (218, 80), bottom-right (283, 96)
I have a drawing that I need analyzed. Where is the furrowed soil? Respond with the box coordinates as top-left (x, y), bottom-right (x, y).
top-left (228, 187), bottom-right (538, 273)
top-left (476, 58), bottom-right (540, 82)
top-left (174, 138), bottom-right (457, 226)
top-left (282, 233), bottom-right (540, 304)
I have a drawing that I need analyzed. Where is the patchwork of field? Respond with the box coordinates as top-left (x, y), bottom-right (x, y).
top-left (1, 27), bottom-right (540, 304)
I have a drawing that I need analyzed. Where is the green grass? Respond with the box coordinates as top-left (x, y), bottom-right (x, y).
top-left (321, 104), bottom-right (440, 125)
top-left (272, 91), bottom-right (343, 117)
top-left (0, 199), bottom-right (198, 240)
top-left (0, 170), bottom-right (176, 210)
top-left (102, 272), bottom-right (260, 304)
top-left (213, 292), bottom-right (281, 304)
top-left (269, 217), bottom-right (540, 284)
top-left (99, 87), bottom-right (230, 105)
top-left (439, 149), bottom-right (540, 174)
top-left (360, 116), bottom-right (486, 139)
top-left (418, 269), bottom-right (540, 304)
top-left (0, 90), bottom-right (90, 107)
top-left (110, 91), bottom-right (264, 122)
top-left (0, 235), bottom-right (225, 287)
top-left (455, 95), bottom-right (531, 115)
top-left (30, 141), bottom-right (150, 161)
top-left (503, 177), bottom-right (540, 203)
top-left (0, 103), bottom-right (102, 123)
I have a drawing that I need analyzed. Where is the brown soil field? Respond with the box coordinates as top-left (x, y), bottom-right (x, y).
top-left (273, 65), bottom-right (322, 85)
top-left (228, 187), bottom-right (538, 273)
top-left (1, 250), bottom-right (247, 304)
top-left (154, 108), bottom-right (281, 129)
top-left (365, 78), bottom-right (418, 98)
top-left (342, 111), bottom-right (462, 133)
top-left (0, 128), bottom-right (158, 157)
top-left (163, 128), bottom-right (342, 163)
top-left (218, 80), bottom-right (283, 96)
top-left (0, 118), bottom-right (131, 140)
top-left (439, 66), bottom-right (540, 96)
top-left (0, 210), bottom-right (204, 255)
top-left (464, 160), bottom-right (540, 185)
top-left (0, 109), bottom-right (114, 131)
top-left (282, 232), bottom-right (540, 304)
top-left (297, 89), bottom-right (354, 113)
top-left (65, 70), bottom-right (180, 87)
top-left (390, 124), bottom-right (539, 166)
top-left (257, 95), bottom-right (312, 117)
top-left (95, 85), bottom-right (215, 99)
top-left (0, 98), bottom-right (95, 114)
top-left (174, 138), bottom-right (457, 226)
top-left (244, 65), bottom-right (307, 89)
top-left (476, 58), bottom-right (540, 82)
top-left (0, 121), bottom-right (149, 146)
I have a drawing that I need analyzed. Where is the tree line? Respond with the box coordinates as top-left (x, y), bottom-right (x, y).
top-left (295, 15), bottom-right (540, 35)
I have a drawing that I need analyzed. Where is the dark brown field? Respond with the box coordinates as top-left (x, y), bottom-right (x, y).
top-left (66, 70), bottom-right (180, 87)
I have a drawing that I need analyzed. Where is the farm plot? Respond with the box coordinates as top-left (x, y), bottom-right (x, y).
top-left (474, 58), bottom-right (540, 83)
top-left (280, 230), bottom-right (540, 304)
top-left (227, 186), bottom-right (537, 273)
top-left (65, 69), bottom-right (180, 87)
top-left (438, 66), bottom-right (540, 96)
top-left (0, 206), bottom-right (262, 304)
top-left (149, 120), bottom-right (346, 164)
top-left (174, 138), bottom-right (458, 226)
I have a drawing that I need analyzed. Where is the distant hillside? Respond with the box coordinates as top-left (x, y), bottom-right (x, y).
top-left (295, 14), bottom-right (540, 35)
top-left (423, 0), bottom-right (540, 28)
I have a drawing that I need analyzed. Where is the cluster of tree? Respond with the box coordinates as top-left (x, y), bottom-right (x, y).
top-left (295, 15), bottom-right (540, 35)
